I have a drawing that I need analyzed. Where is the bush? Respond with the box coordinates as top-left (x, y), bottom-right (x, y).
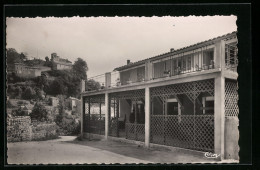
top-left (22, 87), bottom-right (36, 100)
top-left (30, 102), bottom-right (48, 122)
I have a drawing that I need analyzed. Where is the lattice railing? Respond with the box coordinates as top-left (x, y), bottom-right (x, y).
top-left (84, 94), bottom-right (105, 135)
top-left (151, 115), bottom-right (214, 152)
top-left (110, 89), bottom-right (145, 100)
top-left (151, 79), bottom-right (214, 103)
top-left (125, 123), bottom-right (145, 142)
top-left (109, 89), bottom-right (145, 140)
top-left (225, 80), bottom-right (239, 117)
top-left (150, 79), bottom-right (215, 152)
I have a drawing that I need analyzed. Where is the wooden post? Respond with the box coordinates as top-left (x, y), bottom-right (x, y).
top-left (105, 92), bottom-right (109, 140)
top-left (81, 96), bottom-right (85, 138)
top-left (145, 87), bottom-right (151, 148)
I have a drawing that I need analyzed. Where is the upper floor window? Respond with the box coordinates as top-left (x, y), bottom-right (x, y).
top-left (203, 49), bottom-right (214, 69)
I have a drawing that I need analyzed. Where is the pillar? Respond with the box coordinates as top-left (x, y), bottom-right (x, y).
top-left (145, 60), bottom-right (153, 81)
top-left (215, 40), bottom-right (226, 69)
top-left (145, 87), bottom-right (151, 148)
top-left (214, 75), bottom-right (225, 160)
top-left (80, 96), bottom-right (85, 138)
top-left (105, 92), bottom-right (109, 139)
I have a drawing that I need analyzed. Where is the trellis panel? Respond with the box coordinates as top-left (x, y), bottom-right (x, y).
top-left (225, 80), bottom-right (239, 117)
top-left (150, 79), bottom-right (215, 152)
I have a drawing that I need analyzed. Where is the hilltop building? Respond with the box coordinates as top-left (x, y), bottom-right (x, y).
top-left (51, 53), bottom-right (72, 70)
top-left (9, 63), bottom-right (51, 78)
top-left (80, 32), bottom-right (239, 160)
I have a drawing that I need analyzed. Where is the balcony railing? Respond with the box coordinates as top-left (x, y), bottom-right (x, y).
top-left (84, 63), bottom-right (220, 93)
top-left (152, 63), bottom-right (218, 80)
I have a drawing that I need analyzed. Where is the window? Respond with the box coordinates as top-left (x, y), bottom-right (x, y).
top-left (202, 96), bottom-right (214, 114)
top-left (203, 49), bottom-right (214, 68)
top-left (166, 98), bottom-right (181, 115)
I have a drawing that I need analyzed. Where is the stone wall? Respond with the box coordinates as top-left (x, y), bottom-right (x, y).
top-left (31, 122), bottom-right (58, 141)
top-left (7, 116), bottom-right (58, 142)
top-left (7, 116), bottom-right (32, 142)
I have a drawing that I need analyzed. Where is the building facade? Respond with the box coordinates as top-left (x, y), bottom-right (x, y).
top-left (12, 63), bottom-right (41, 78)
top-left (81, 32), bottom-right (239, 160)
top-left (51, 53), bottom-right (72, 70)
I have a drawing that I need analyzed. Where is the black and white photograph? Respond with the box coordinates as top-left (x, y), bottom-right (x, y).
top-left (4, 4), bottom-right (252, 166)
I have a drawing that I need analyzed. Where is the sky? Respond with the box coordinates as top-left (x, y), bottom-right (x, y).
top-left (6, 16), bottom-right (237, 78)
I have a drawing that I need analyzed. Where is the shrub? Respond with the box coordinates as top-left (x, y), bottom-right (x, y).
top-left (30, 102), bottom-right (48, 122)
top-left (22, 87), bottom-right (36, 100)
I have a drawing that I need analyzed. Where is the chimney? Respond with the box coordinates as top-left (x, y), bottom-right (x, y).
top-left (127, 59), bottom-right (130, 65)
top-left (170, 48), bottom-right (175, 52)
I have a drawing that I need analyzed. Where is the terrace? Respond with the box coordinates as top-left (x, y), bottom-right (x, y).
top-left (83, 39), bottom-right (237, 93)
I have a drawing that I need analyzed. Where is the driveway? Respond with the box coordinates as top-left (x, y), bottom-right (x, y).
top-left (7, 136), bottom-right (234, 164)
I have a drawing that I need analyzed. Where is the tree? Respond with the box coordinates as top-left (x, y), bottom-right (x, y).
top-left (22, 87), bottom-right (36, 100)
top-left (30, 102), bottom-right (48, 121)
top-left (6, 48), bottom-right (22, 65)
top-left (72, 58), bottom-right (88, 80)
top-left (86, 79), bottom-right (101, 91)
top-left (34, 87), bottom-right (45, 100)
top-left (49, 78), bottom-right (67, 95)
top-left (45, 56), bottom-right (50, 62)
top-left (20, 52), bottom-right (28, 61)
top-left (15, 86), bottom-right (23, 99)
top-left (55, 96), bottom-right (66, 126)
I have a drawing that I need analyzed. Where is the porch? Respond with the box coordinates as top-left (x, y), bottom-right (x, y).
top-left (81, 76), bottom-right (239, 160)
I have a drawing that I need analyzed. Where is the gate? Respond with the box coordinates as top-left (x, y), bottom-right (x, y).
top-left (150, 79), bottom-right (215, 152)
top-left (109, 89), bottom-right (145, 141)
top-left (83, 94), bottom-right (105, 135)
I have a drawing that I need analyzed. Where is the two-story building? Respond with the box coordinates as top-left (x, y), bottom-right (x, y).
top-left (51, 53), bottom-right (72, 70)
top-left (80, 31), bottom-right (239, 160)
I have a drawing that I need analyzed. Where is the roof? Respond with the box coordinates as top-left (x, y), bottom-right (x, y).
top-left (53, 60), bottom-right (72, 66)
top-left (114, 31), bottom-right (237, 71)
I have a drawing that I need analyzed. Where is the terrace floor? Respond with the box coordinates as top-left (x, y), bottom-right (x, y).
top-left (7, 136), bottom-right (238, 164)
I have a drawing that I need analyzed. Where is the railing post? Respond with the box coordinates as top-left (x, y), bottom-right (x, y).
top-left (145, 87), bottom-right (151, 148)
top-left (105, 92), bottom-right (109, 140)
top-left (214, 75), bottom-right (225, 160)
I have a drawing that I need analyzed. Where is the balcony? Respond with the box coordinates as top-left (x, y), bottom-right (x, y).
top-left (84, 42), bottom-right (237, 93)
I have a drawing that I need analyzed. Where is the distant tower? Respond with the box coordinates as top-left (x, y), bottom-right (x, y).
top-left (51, 53), bottom-right (58, 61)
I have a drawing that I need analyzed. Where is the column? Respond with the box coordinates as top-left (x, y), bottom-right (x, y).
top-left (145, 87), bottom-right (151, 148)
top-left (215, 40), bottom-right (226, 69)
top-left (80, 96), bottom-right (85, 138)
top-left (105, 92), bottom-right (109, 140)
top-left (214, 75), bottom-right (225, 160)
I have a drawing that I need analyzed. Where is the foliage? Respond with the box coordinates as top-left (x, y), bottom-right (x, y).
top-left (72, 58), bottom-right (88, 80)
top-left (6, 48), bottom-right (26, 65)
top-left (55, 96), bottom-right (80, 135)
top-left (45, 56), bottom-right (49, 62)
top-left (86, 79), bottom-right (101, 91)
top-left (22, 87), bottom-right (36, 100)
top-left (30, 102), bottom-right (49, 122)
